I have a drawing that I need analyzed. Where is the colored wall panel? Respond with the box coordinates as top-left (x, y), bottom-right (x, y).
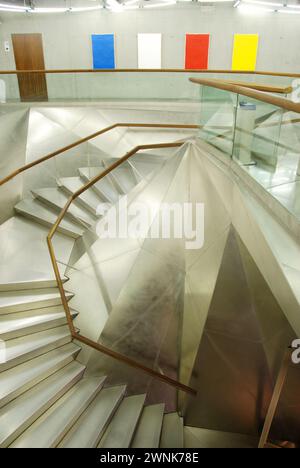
top-left (92, 34), bottom-right (115, 70)
top-left (232, 34), bottom-right (259, 71)
top-left (185, 34), bottom-right (210, 70)
top-left (138, 33), bottom-right (162, 69)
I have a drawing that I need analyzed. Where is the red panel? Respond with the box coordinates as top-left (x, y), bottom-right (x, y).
top-left (185, 34), bottom-right (210, 70)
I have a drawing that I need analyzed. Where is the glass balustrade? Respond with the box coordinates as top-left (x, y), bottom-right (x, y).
top-left (0, 70), bottom-right (297, 103)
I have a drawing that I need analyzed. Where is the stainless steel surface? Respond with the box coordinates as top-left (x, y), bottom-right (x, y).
top-left (184, 228), bottom-right (295, 436)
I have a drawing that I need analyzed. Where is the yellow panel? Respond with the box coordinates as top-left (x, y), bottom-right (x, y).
top-left (232, 34), bottom-right (259, 71)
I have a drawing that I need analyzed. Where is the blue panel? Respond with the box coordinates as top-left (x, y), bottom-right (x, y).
top-left (92, 34), bottom-right (115, 70)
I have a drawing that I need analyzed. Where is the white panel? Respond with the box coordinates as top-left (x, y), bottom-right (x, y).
top-left (138, 33), bottom-right (162, 69)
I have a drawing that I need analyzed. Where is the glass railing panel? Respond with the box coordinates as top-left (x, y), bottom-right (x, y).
top-left (233, 96), bottom-right (300, 221)
top-left (198, 84), bottom-right (238, 157)
top-left (233, 95), bottom-right (284, 171)
top-left (1, 70), bottom-right (298, 103)
top-left (0, 74), bottom-right (20, 102)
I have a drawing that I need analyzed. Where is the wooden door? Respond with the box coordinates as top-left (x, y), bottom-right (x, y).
top-left (12, 33), bottom-right (48, 102)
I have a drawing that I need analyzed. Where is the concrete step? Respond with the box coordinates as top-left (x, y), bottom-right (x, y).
top-left (32, 188), bottom-right (96, 227)
top-left (0, 360), bottom-right (85, 447)
top-left (0, 342), bottom-right (80, 409)
top-left (0, 288), bottom-right (73, 315)
top-left (78, 167), bottom-right (120, 204)
top-left (11, 376), bottom-right (107, 448)
top-left (59, 385), bottom-right (126, 448)
top-left (98, 394), bottom-right (146, 448)
top-left (59, 177), bottom-right (103, 216)
top-left (160, 413), bottom-right (184, 448)
top-left (0, 325), bottom-right (72, 372)
top-left (0, 305), bottom-right (77, 340)
top-left (15, 199), bottom-right (84, 238)
top-left (131, 404), bottom-right (165, 448)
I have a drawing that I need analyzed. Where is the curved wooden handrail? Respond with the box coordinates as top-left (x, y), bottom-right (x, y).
top-left (190, 77), bottom-right (300, 113)
top-left (1, 68), bottom-right (300, 78)
top-left (47, 140), bottom-right (197, 396)
top-left (0, 123), bottom-right (199, 187)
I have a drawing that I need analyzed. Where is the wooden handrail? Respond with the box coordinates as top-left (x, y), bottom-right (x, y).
top-left (258, 350), bottom-right (292, 448)
top-left (47, 139), bottom-right (197, 396)
top-left (0, 68), bottom-right (300, 78)
top-left (0, 123), bottom-right (199, 187)
top-left (190, 77), bottom-right (300, 113)
top-left (220, 79), bottom-right (292, 95)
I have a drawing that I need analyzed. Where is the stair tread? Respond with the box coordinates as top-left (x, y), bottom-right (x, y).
top-left (0, 343), bottom-right (80, 408)
top-left (0, 305), bottom-right (76, 338)
top-left (102, 160), bottom-right (136, 194)
top-left (59, 177), bottom-right (103, 214)
top-left (160, 413), bottom-right (184, 448)
top-left (32, 188), bottom-right (96, 227)
top-left (0, 278), bottom-right (64, 292)
top-left (131, 404), bottom-right (165, 448)
top-left (79, 167), bottom-right (119, 203)
top-left (0, 288), bottom-right (73, 315)
top-left (11, 376), bottom-right (106, 448)
top-left (98, 394), bottom-right (146, 448)
top-left (59, 385), bottom-right (126, 448)
top-left (14, 199), bottom-right (84, 238)
top-left (1, 325), bottom-right (71, 367)
top-left (0, 361), bottom-right (85, 447)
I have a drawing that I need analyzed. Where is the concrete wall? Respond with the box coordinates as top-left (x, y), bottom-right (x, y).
top-left (0, 4), bottom-right (299, 73)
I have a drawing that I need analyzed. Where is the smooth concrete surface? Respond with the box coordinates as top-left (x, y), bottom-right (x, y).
top-left (98, 394), bottom-right (146, 448)
top-left (184, 426), bottom-right (258, 448)
top-left (131, 404), bottom-right (165, 448)
top-left (58, 385), bottom-right (126, 448)
top-left (0, 361), bottom-right (85, 448)
top-left (11, 376), bottom-right (106, 448)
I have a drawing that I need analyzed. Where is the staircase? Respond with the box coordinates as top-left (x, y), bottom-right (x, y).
top-left (1, 139), bottom-right (279, 449)
top-left (0, 152), bottom-right (189, 449)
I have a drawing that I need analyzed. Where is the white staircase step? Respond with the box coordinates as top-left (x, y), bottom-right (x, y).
top-left (160, 413), bottom-right (184, 448)
top-left (0, 325), bottom-right (72, 372)
top-left (102, 160), bottom-right (137, 194)
top-left (0, 361), bottom-right (85, 448)
top-left (58, 385), bottom-right (126, 448)
top-left (78, 167), bottom-right (120, 203)
top-left (130, 153), bottom-right (165, 178)
top-left (0, 343), bottom-right (80, 409)
top-left (32, 188), bottom-right (96, 227)
top-left (0, 305), bottom-right (77, 340)
top-left (98, 394), bottom-right (146, 448)
top-left (15, 199), bottom-right (84, 238)
top-left (0, 278), bottom-right (65, 292)
top-left (10, 376), bottom-right (106, 448)
top-left (0, 288), bottom-right (73, 315)
top-left (59, 177), bottom-right (103, 216)
top-left (131, 404), bottom-right (165, 448)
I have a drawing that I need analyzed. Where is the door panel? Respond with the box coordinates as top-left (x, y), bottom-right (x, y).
top-left (12, 33), bottom-right (48, 102)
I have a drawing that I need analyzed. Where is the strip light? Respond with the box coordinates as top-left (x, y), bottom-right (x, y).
top-left (144, 1), bottom-right (177, 8)
top-left (238, 1), bottom-right (300, 14)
